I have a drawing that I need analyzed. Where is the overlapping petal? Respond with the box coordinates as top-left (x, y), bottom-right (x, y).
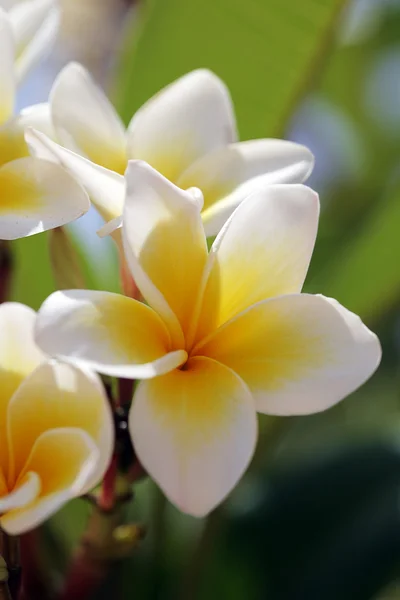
top-left (8, 0), bottom-right (60, 81)
top-left (178, 139), bottom-right (314, 207)
top-left (194, 185), bottom-right (319, 343)
top-left (0, 156), bottom-right (90, 239)
top-left (0, 118), bottom-right (30, 169)
top-left (25, 128), bottom-right (125, 222)
top-left (177, 140), bottom-right (314, 236)
top-left (127, 70), bottom-right (237, 182)
top-left (7, 360), bottom-right (114, 492)
top-left (50, 62), bottom-right (127, 173)
top-left (1, 428), bottom-right (98, 535)
top-left (0, 8), bottom-right (15, 124)
top-left (18, 104), bottom-right (55, 140)
top-left (0, 472), bottom-right (40, 513)
top-left (130, 356), bottom-right (257, 517)
top-left (0, 303), bottom-right (45, 473)
top-left (35, 290), bottom-right (187, 378)
top-left (195, 294), bottom-right (381, 416)
top-left (123, 161), bottom-right (208, 347)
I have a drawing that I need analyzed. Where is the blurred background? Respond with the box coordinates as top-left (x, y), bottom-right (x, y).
top-left (14, 0), bottom-right (400, 598)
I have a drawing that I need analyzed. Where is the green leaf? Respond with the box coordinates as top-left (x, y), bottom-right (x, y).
top-left (116, 0), bottom-right (349, 138)
top-left (312, 183), bottom-right (400, 322)
top-left (10, 233), bottom-right (56, 309)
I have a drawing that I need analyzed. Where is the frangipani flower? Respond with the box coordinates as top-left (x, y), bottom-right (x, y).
top-left (0, 302), bottom-right (113, 534)
top-left (0, 1), bottom-right (90, 240)
top-left (25, 64), bottom-right (314, 234)
top-left (35, 161), bottom-right (381, 517)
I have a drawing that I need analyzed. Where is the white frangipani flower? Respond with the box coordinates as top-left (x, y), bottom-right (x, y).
top-left (25, 64), bottom-right (315, 235)
top-left (0, 302), bottom-right (114, 535)
top-left (0, 1), bottom-right (90, 241)
top-left (35, 161), bottom-right (381, 517)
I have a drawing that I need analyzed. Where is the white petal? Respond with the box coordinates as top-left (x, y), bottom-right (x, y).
top-left (0, 472), bottom-right (40, 512)
top-left (18, 103), bottom-right (55, 140)
top-left (9, 0), bottom-right (60, 81)
top-left (177, 140), bottom-right (314, 236)
top-left (50, 62), bottom-right (127, 173)
top-left (1, 427), bottom-right (98, 535)
top-left (130, 356), bottom-right (257, 516)
top-left (0, 9), bottom-right (15, 124)
top-left (197, 294), bottom-right (382, 416)
top-left (0, 302), bottom-right (45, 475)
top-left (8, 359), bottom-right (114, 493)
top-left (0, 156), bottom-right (90, 240)
top-left (194, 184), bottom-right (319, 342)
top-left (35, 290), bottom-right (187, 378)
top-left (123, 160), bottom-right (207, 347)
top-left (25, 128), bottom-right (124, 222)
top-left (127, 69), bottom-right (237, 182)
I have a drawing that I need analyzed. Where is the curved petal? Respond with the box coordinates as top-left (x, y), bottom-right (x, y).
top-left (8, 360), bottom-right (114, 492)
top-left (0, 9), bottom-right (15, 124)
top-left (50, 62), bottom-right (127, 173)
top-left (177, 140), bottom-right (315, 236)
top-left (194, 184), bottom-right (319, 343)
top-left (18, 103), bottom-right (55, 140)
top-left (0, 472), bottom-right (40, 512)
top-left (35, 290), bottom-right (187, 378)
top-left (196, 294), bottom-right (381, 416)
top-left (0, 303), bottom-right (45, 475)
top-left (127, 69), bottom-right (237, 182)
top-left (123, 161), bottom-right (208, 347)
top-left (9, 0), bottom-right (60, 81)
top-left (1, 428), bottom-right (98, 535)
top-left (25, 128), bottom-right (124, 222)
top-left (130, 356), bottom-right (257, 517)
top-left (178, 139), bottom-right (314, 219)
top-left (0, 118), bottom-right (30, 170)
top-left (0, 156), bottom-right (90, 239)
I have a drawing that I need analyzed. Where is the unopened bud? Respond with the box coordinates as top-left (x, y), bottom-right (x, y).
top-left (48, 227), bottom-right (86, 290)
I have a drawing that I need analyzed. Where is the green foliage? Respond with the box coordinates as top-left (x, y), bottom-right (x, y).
top-left (316, 183), bottom-right (400, 321)
top-left (12, 0), bottom-right (400, 598)
top-left (11, 233), bottom-right (55, 309)
top-left (116, 0), bottom-right (348, 138)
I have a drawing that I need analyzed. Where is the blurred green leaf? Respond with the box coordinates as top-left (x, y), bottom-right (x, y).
top-left (312, 183), bottom-right (400, 322)
top-left (10, 233), bottom-right (56, 309)
top-left (116, 0), bottom-right (349, 138)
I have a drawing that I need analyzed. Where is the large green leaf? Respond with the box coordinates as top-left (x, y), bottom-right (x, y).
top-left (312, 183), bottom-right (400, 323)
top-left (10, 233), bottom-right (56, 310)
top-left (116, 0), bottom-right (348, 138)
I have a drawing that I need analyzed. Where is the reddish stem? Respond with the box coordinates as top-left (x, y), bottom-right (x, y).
top-left (58, 556), bottom-right (105, 600)
top-left (0, 242), bottom-right (13, 304)
top-left (117, 378), bottom-right (134, 409)
top-left (17, 532), bottom-right (51, 600)
top-left (98, 455), bottom-right (118, 512)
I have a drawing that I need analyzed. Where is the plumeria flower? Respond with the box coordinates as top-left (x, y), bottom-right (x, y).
top-left (25, 64), bottom-right (314, 235)
top-left (0, 302), bottom-right (113, 534)
top-left (35, 161), bottom-right (381, 517)
top-left (0, 0), bottom-right (90, 240)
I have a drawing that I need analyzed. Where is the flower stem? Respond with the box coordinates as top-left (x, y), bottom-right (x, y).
top-left (99, 455), bottom-right (118, 512)
top-left (17, 531), bottom-right (51, 600)
top-left (0, 241), bottom-right (13, 304)
top-left (58, 503), bottom-right (122, 600)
